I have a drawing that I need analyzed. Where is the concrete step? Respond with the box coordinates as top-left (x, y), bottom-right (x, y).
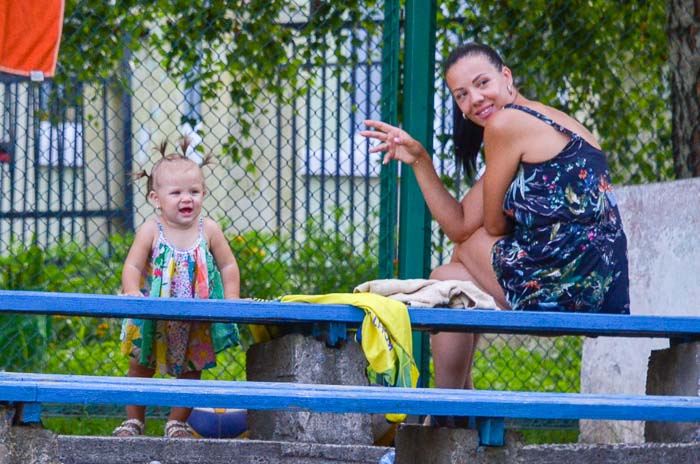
top-left (2, 426), bottom-right (391, 464)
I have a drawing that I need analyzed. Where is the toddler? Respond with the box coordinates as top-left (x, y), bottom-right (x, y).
top-left (113, 141), bottom-right (240, 438)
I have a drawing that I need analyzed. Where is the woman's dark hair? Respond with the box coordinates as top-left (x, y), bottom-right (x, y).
top-left (445, 43), bottom-right (505, 179)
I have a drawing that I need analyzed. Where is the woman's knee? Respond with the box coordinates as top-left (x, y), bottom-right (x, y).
top-left (429, 262), bottom-right (474, 281)
top-left (454, 227), bottom-right (501, 255)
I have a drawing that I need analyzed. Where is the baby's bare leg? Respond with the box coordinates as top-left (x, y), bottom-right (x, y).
top-left (168, 369), bottom-right (202, 422)
top-left (125, 356), bottom-right (156, 423)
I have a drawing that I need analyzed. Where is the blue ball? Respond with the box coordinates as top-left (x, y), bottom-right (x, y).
top-left (187, 408), bottom-right (247, 438)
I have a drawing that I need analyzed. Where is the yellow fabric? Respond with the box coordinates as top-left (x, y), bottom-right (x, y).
top-left (247, 323), bottom-right (279, 343)
top-left (281, 292), bottom-right (420, 423)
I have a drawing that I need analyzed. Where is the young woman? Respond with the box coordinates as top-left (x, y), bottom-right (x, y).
top-left (361, 43), bottom-right (629, 405)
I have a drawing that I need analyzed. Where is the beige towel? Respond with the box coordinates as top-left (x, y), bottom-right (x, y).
top-left (354, 279), bottom-right (498, 309)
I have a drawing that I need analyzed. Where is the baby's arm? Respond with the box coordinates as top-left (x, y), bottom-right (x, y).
top-left (121, 219), bottom-right (157, 296)
top-left (205, 218), bottom-right (241, 299)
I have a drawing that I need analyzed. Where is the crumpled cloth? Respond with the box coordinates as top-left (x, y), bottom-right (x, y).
top-left (354, 278), bottom-right (498, 309)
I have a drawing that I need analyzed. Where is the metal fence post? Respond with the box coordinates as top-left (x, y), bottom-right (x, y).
top-left (379, 0), bottom-right (400, 280)
top-left (399, 0), bottom-right (436, 387)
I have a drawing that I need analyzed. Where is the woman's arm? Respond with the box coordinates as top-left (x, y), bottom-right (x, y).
top-left (121, 219), bottom-right (156, 296)
top-left (361, 119), bottom-right (483, 243)
top-left (205, 218), bottom-right (240, 300)
top-left (481, 112), bottom-right (524, 236)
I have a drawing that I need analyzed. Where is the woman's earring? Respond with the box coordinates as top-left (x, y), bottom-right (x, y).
top-left (156, 205), bottom-right (161, 214)
top-left (507, 84), bottom-right (513, 95)
top-left (462, 113), bottom-right (468, 120)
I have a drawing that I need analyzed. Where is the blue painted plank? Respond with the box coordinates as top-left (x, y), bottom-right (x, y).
top-left (478, 418), bottom-right (505, 446)
top-left (1, 290), bottom-right (699, 338)
top-left (328, 322), bottom-right (347, 345)
top-left (1, 373), bottom-right (699, 422)
top-left (0, 290), bottom-right (363, 324)
top-left (409, 308), bottom-right (700, 339)
top-left (19, 402), bottom-right (42, 423)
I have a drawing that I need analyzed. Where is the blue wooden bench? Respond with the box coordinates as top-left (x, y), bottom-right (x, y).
top-left (1, 289), bottom-right (699, 446)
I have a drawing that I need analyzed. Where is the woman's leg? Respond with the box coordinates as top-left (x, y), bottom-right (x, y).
top-left (431, 331), bottom-right (479, 389)
top-left (430, 227), bottom-right (508, 391)
top-left (452, 227), bottom-right (509, 309)
top-left (429, 263), bottom-right (481, 390)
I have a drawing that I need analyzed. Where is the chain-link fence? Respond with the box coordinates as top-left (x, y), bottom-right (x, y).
top-left (0, 0), bottom-right (690, 436)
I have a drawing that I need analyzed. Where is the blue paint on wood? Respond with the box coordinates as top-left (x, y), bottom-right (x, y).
top-left (1, 290), bottom-right (699, 339)
top-left (478, 417), bottom-right (505, 446)
top-left (328, 322), bottom-right (347, 346)
top-left (1, 289), bottom-right (700, 448)
top-left (19, 402), bottom-right (42, 423)
top-left (1, 372), bottom-right (699, 423)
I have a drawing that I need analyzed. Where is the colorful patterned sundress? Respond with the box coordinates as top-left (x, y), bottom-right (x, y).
top-left (491, 104), bottom-right (630, 314)
top-left (120, 218), bottom-right (239, 376)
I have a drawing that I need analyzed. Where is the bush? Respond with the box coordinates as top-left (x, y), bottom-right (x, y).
top-left (425, 335), bottom-right (582, 443)
top-left (473, 336), bottom-right (582, 393)
top-left (228, 216), bottom-right (379, 299)
top-left (0, 236), bottom-right (130, 372)
top-left (1, 217), bottom-right (379, 376)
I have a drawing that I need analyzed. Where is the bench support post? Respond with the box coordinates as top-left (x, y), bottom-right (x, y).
top-left (645, 341), bottom-right (700, 442)
top-left (395, 424), bottom-right (522, 463)
top-left (246, 333), bottom-right (375, 445)
top-left (478, 417), bottom-right (505, 446)
top-left (10, 402), bottom-right (42, 424)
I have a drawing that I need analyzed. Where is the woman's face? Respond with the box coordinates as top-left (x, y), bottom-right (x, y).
top-left (446, 53), bottom-right (513, 127)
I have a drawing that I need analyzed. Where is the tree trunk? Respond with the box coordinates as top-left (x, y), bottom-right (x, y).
top-left (668, 0), bottom-right (700, 178)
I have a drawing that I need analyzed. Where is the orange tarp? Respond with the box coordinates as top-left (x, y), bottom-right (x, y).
top-left (0, 0), bottom-right (65, 78)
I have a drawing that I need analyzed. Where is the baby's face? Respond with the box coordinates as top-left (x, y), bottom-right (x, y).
top-left (151, 161), bottom-right (205, 228)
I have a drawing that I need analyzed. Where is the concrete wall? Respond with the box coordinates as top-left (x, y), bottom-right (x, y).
top-left (4, 404), bottom-right (698, 464)
top-left (580, 177), bottom-right (700, 443)
top-left (395, 426), bottom-right (700, 464)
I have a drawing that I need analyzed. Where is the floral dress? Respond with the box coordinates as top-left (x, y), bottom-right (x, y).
top-left (120, 218), bottom-right (239, 376)
top-left (491, 104), bottom-right (630, 314)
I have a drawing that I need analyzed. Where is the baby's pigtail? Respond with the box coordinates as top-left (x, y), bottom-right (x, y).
top-left (132, 169), bottom-right (148, 181)
top-left (155, 141), bottom-right (168, 158)
top-left (131, 169), bottom-right (152, 192)
top-left (180, 137), bottom-right (191, 158)
top-left (200, 152), bottom-right (217, 169)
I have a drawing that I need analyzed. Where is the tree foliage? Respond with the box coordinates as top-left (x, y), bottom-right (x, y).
top-left (435, 0), bottom-right (671, 185)
top-left (58, 0), bottom-right (381, 168)
top-left (56, 0), bottom-right (671, 184)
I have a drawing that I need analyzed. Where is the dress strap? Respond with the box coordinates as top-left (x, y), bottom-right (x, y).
top-left (197, 217), bottom-right (205, 242)
top-left (155, 218), bottom-right (165, 237)
top-left (505, 103), bottom-right (579, 139)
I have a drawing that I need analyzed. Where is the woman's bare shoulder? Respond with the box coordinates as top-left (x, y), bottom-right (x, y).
top-left (531, 102), bottom-right (601, 148)
top-left (485, 105), bottom-right (542, 141)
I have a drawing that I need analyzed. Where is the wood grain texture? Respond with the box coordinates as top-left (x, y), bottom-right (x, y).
top-left (1, 372), bottom-right (699, 422)
top-left (1, 289), bottom-right (698, 339)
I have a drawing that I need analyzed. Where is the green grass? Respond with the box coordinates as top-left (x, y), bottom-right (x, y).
top-left (519, 428), bottom-right (579, 445)
top-left (43, 416), bottom-right (580, 444)
top-left (43, 416), bottom-right (167, 437)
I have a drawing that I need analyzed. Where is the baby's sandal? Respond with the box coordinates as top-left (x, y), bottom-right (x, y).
top-left (112, 418), bottom-right (145, 437)
top-left (164, 419), bottom-right (193, 438)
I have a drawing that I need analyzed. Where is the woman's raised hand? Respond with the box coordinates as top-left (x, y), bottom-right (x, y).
top-left (361, 120), bottom-right (427, 166)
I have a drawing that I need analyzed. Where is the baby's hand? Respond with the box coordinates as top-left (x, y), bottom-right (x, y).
top-left (120, 290), bottom-right (143, 297)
